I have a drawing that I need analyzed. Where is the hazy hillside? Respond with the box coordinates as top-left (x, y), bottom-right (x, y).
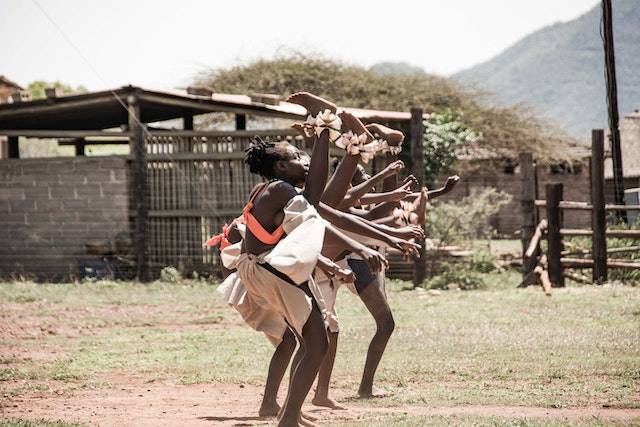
top-left (454, 0), bottom-right (640, 139)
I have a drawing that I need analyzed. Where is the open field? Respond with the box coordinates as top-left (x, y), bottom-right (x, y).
top-left (1, 272), bottom-right (639, 426)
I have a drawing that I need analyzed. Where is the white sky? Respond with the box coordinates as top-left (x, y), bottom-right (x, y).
top-left (1, 0), bottom-right (598, 91)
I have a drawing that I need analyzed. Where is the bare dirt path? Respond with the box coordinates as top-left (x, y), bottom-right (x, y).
top-left (2, 377), bottom-right (640, 426)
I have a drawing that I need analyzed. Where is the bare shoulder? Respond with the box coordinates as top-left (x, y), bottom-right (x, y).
top-left (266, 181), bottom-right (298, 203)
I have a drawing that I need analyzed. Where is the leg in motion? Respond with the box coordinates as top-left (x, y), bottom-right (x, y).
top-left (278, 285), bottom-right (329, 427)
top-left (357, 281), bottom-right (395, 398)
top-left (312, 330), bottom-right (346, 409)
top-left (259, 329), bottom-right (297, 417)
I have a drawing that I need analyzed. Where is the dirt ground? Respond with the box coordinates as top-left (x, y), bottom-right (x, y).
top-left (2, 281), bottom-right (639, 426)
top-left (3, 374), bottom-right (640, 426)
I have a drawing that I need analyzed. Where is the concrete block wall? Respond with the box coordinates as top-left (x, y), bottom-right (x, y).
top-left (0, 156), bottom-right (130, 281)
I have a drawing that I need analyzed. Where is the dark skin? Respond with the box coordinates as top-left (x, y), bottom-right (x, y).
top-left (245, 92), bottom-right (389, 427)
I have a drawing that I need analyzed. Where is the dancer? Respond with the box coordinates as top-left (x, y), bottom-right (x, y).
top-left (233, 91), bottom-right (396, 427)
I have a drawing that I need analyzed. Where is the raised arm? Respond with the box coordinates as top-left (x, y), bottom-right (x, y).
top-left (287, 92), bottom-right (339, 206)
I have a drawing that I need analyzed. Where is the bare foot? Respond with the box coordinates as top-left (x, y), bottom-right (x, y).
top-left (402, 174), bottom-right (420, 191)
top-left (299, 414), bottom-right (317, 427)
top-left (311, 396), bottom-right (347, 410)
top-left (357, 386), bottom-right (390, 399)
top-left (258, 401), bottom-right (280, 417)
top-left (338, 111), bottom-right (374, 143)
top-left (302, 411), bottom-right (318, 422)
top-left (365, 123), bottom-right (404, 146)
top-left (287, 92), bottom-right (337, 116)
top-left (291, 122), bottom-right (315, 142)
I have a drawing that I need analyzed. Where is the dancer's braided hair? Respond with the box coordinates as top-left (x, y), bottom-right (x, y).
top-left (244, 137), bottom-right (290, 179)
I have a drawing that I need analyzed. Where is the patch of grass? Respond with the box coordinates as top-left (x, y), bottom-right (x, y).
top-left (330, 414), bottom-right (639, 427)
top-left (1, 278), bottom-right (638, 410)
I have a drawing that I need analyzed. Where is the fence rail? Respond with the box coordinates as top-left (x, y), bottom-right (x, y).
top-left (520, 129), bottom-right (640, 292)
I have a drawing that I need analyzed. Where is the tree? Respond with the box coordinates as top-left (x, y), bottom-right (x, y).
top-left (423, 109), bottom-right (479, 187)
top-left (26, 80), bottom-right (87, 99)
top-left (195, 55), bottom-right (575, 161)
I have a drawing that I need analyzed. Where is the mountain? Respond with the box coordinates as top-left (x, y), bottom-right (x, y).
top-left (454, 0), bottom-right (640, 139)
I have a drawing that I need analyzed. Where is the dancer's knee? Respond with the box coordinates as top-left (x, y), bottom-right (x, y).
top-left (280, 329), bottom-right (297, 353)
top-left (377, 313), bottom-right (395, 337)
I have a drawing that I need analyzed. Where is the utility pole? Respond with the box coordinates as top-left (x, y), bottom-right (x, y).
top-left (602, 0), bottom-right (626, 221)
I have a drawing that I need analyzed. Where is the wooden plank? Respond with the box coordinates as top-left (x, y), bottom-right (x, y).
top-left (129, 94), bottom-right (150, 282)
top-left (525, 219), bottom-right (547, 257)
top-left (591, 129), bottom-right (607, 283)
top-left (560, 229), bottom-right (640, 238)
top-left (0, 130), bottom-right (132, 138)
top-left (546, 183), bottom-right (564, 287)
top-left (145, 129), bottom-right (297, 138)
top-left (520, 152), bottom-right (537, 277)
top-left (535, 199), bottom-right (640, 211)
top-left (410, 107), bottom-right (426, 287)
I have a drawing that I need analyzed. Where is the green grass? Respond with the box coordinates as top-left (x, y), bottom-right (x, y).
top-left (330, 414), bottom-right (637, 427)
top-left (1, 273), bottom-right (639, 417)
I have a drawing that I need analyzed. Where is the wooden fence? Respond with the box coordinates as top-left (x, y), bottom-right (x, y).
top-left (137, 129), bottom-right (389, 278)
top-left (520, 129), bottom-right (640, 293)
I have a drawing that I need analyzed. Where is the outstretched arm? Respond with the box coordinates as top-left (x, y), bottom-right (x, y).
top-left (318, 202), bottom-right (419, 256)
top-left (337, 160), bottom-right (404, 209)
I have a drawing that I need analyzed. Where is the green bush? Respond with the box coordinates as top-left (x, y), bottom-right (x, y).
top-left (159, 266), bottom-right (182, 283)
top-left (424, 264), bottom-right (487, 291)
top-left (426, 187), bottom-right (513, 244)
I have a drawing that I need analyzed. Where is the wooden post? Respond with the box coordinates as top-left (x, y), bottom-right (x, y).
top-left (8, 136), bottom-right (19, 158)
top-left (183, 115), bottom-right (194, 130)
top-left (602, 0), bottom-right (626, 220)
top-left (128, 94), bottom-right (150, 282)
top-left (546, 183), bottom-right (565, 287)
top-left (410, 108), bottom-right (426, 287)
top-left (591, 129), bottom-right (608, 283)
top-left (74, 138), bottom-right (86, 156)
top-left (235, 114), bottom-right (246, 130)
top-left (520, 152), bottom-right (538, 278)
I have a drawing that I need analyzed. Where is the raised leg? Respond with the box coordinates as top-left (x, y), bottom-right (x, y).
top-left (357, 280), bottom-right (395, 398)
top-left (287, 92), bottom-right (337, 115)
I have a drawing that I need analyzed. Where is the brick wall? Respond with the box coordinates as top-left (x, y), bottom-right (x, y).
top-left (436, 159), bottom-right (592, 236)
top-left (0, 156), bottom-right (130, 281)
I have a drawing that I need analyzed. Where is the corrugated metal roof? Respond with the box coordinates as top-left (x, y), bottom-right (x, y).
top-left (0, 85), bottom-right (412, 130)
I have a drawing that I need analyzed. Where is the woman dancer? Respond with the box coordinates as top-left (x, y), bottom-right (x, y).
top-left (234, 91), bottom-right (396, 427)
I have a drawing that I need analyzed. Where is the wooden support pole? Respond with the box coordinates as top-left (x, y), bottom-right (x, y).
top-left (410, 107), bottom-right (426, 287)
top-left (74, 138), bottom-right (86, 156)
top-left (546, 183), bottom-right (565, 287)
top-left (602, 0), bottom-right (626, 220)
top-left (520, 152), bottom-right (537, 277)
top-left (183, 115), bottom-right (194, 130)
top-left (128, 94), bottom-right (150, 282)
top-left (591, 129), bottom-right (607, 283)
top-left (235, 114), bottom-right (246, 130)
top-left (8, 136), bottom-right (19, 158)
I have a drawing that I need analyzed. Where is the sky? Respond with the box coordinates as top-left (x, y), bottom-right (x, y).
top-left (1, 0), bottom-right (599, 91)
